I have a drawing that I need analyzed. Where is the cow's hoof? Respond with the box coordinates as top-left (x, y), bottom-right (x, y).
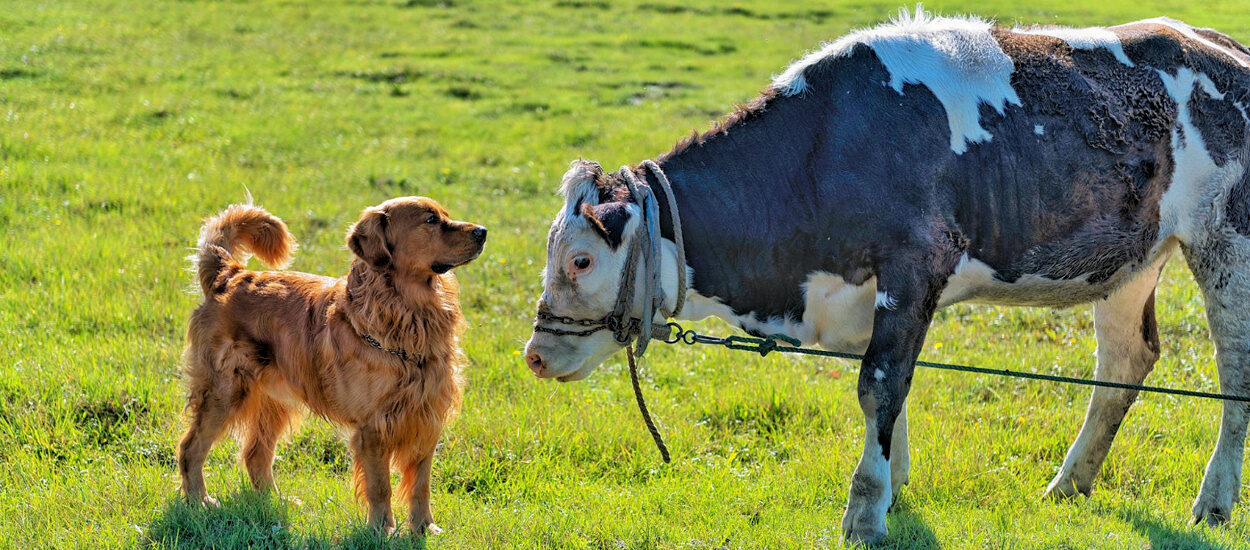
top-left (1192, 498), bottom-right (1233, 526)
top-left (1193, 465), bottom-right (1239, 526)
top-left (842, 508), bottom-right (887, 546)
top-left (1043, 476), bottom-right (1089, 501)
top-left (844, 524), bottom-right (887, 547)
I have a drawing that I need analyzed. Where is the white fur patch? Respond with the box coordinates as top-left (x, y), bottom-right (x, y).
top-left (1130, 17), bottom-right (1250, 69)
top-left (874, 291), bottom-right (897, 310)
top-left (1034, 124), bottom-right (1045, 135)
top-left (1235, 102), bottom-right (1250, 125)
top-left (937, 253), bottom-right (1156, 308)
top-left (558, 161), bottom-right (603, 220)
top-left (772, 7), bottom-right (1021, 155)
top-left (1014, 26), bottom-right (1135, 67)
top-left (1156, 67), bottom-right (1248, 241)
top-left (873, 368), bottom-right (886, 381)
top-left (677, 271), bottom-right (877, 355)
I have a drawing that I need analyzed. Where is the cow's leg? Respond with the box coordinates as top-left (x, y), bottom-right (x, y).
top-left (842, 258), bottom-right (952, 545)
top-left (890, 403), bottom-right (909, 507)
top-left (1184, 237), bottom-right (1250, 525)
top-left (1045, 257), bottom-right (1167, 499)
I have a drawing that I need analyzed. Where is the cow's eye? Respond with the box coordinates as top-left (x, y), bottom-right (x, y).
top-left (569, 255), bottom-right (593, 276)
top-left (426, 215), bottom-right (439, 224)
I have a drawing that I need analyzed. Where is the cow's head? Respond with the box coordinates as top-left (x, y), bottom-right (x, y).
top-left (523, 160), bottom-right (654, 381)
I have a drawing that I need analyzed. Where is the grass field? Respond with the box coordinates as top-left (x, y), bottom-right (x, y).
top-left (4, 0), bottom-right (1250, 548)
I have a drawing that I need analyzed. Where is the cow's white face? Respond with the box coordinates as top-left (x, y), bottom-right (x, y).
top-left (524, 161), bottom-right (644, 381)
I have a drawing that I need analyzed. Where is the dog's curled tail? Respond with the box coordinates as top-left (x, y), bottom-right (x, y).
top-left (195, 203), bottom-right (295, 295)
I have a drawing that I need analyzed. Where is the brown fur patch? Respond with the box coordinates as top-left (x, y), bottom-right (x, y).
top-left (178, 197), bottom-right (484, 533)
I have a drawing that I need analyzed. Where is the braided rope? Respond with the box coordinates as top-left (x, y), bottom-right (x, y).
top-left (643, 159), bottom-right (687, 319)
top-left (627, 345), bottom-right (671, 463)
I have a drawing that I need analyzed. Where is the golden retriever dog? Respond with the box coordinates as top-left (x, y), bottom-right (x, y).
top-left (178, 196), bottom-right (485, 535)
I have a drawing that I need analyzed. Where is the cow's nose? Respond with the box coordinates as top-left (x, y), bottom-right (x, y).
top-left (471, 226), bottom-right (487, 244)
top-left (525, 351), bottom-right (545, 376)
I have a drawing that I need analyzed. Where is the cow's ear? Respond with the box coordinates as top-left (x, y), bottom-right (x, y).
top-left (580, 202), bottom-right (631, 249)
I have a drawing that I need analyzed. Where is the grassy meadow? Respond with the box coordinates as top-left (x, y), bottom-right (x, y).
top-left (4, 0), bottom-right (1250, 547)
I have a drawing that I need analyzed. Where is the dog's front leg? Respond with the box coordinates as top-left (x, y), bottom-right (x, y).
top-left (406, 450), bottom-right (440, 536)
top-left (352, 427), bottom-right (396, 534)
top-left (841, 256), bottom-right (950, 545)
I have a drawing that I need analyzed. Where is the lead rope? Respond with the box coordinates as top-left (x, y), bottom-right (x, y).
top-left (627, 345), bottom-right (671, 462)
top-left (615, 162), bottom-right (687, 463)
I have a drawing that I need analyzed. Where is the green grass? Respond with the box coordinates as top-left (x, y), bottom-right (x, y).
top-left (3, 0), bottom-right (1250, 547)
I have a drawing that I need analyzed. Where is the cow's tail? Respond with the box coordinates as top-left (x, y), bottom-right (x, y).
top-left (194, 202), bottom-right (295, 295)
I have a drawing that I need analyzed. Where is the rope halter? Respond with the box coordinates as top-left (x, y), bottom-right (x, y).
top-left (533, 160), bottom-right (687, 357)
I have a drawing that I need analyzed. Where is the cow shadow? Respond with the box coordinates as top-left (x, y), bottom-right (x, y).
top-left (1111, 505), bottom-right (1232, 550)
top-left (142, 488), bottom-right (429, 550)
top-left (879, 498), bottom-right (940, 549)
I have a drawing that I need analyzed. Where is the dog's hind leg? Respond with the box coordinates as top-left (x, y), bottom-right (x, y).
top-left (351, 427), bottom-right (396, 534)
top-left (178, 348), bottom-right (244, 507)
top-left (240, 395), bottom-right (294, 494)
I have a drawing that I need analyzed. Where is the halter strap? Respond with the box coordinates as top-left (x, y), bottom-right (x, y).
top-left (532, 161), bottom-right (687, 359)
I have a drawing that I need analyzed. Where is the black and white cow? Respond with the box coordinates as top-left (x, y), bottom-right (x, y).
top-left (524, 9), bottom-right (1250, 544)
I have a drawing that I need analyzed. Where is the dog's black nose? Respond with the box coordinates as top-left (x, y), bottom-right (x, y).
top-left (472, 226), bottom-right (487, 243)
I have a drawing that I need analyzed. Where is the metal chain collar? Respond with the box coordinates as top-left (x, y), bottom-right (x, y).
top-left (361, 332), bottom-right (422, 364)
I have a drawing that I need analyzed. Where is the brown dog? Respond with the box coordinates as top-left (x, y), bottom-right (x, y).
top-left (178, 196), bottom-right (485, 535)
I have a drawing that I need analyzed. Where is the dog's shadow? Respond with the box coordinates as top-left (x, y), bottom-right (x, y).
top-left (142, 488), bottom-right (429, 550)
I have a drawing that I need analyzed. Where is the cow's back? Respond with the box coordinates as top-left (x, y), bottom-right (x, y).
top-left (919, 20), bottom-right (1250, 307)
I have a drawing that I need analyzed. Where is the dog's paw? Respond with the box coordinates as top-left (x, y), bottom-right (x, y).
top-left (410, 517), bottom-right (442, 537)
top-left (201, 495), bottom-right (221, 509)
top-left (368, 512), bottom-right (397, 535)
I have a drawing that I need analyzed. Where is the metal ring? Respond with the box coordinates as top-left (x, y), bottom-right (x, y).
top-left (661, 322), bottom-right (683, 344)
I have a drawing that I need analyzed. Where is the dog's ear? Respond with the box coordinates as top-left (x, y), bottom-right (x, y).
top-left (347, 207), bottom-right (391, 269)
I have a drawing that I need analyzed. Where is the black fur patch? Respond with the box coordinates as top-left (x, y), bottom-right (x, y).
top-left (1226, 171), bottom-right (1250, 237)
top-left (1189, 87), bottom-right (1247, 167)
top-left (581, 201), bottom-right (632, 249)
top-left (1141, 291), bottom-right (1160, 355)
top-left (580, 20), bottom-right (1249, 322)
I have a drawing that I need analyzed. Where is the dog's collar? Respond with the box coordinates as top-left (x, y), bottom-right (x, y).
top-left (360, 332), bottom-right (421, 364)
top-left (346, 285), bottom-right (423, 365)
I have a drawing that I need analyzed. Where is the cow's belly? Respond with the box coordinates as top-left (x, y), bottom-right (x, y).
top-left (935, 253), bottom-right (1145, 308)
top-left (681, 250), bottom-right (1162, 355)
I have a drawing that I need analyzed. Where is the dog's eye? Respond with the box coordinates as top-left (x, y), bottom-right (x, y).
top-left (426, 215), bottom-right (439, 225)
